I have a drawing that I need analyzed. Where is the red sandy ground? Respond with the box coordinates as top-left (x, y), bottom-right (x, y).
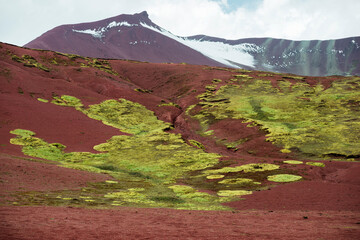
top-left (0, 43), bottom-right (359, 239)
top-left (1, 206), bottom-right (359, 240)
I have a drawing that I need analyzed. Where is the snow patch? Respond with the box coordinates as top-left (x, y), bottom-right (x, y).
top-left (140, 22), bottom-right (257, 68)
top-left (72, 29), bottom-right (104, 39)
top-left (72, 21), bottom-right (139, 39)
top-left (129, 40), bottom-right (152, 45)
top-left (351, 39), bottom-right (360, 49)
top-left (107, 21), bottom-right (138, 28)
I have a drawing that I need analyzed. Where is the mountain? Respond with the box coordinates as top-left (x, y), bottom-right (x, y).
top-left (1, 42), bottom-right (360, 239)
top-left (24, 11), bottom-right (226, 68)
top-left (25, 11), bottom-right (360, 76)
top-left (188, 35), bottom-right (360, 76)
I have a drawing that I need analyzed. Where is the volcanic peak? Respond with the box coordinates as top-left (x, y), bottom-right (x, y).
top-left (70, 11), bottom-right (157, 39)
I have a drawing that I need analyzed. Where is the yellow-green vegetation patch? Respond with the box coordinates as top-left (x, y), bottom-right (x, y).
top-left (168, 185), bottom-right (230, 210)
top-left (280, 148), bottom-right (292, 153)
top-left (188, 139), bottom-right (205, 150)
top-left (84, 99), bottom-right (171, 135)
top-left (52, 95), bottom-right (83, 108)
top-left (202, 130), bottom-right (214, 136)
top-left (37, 98), bottom-right (49, 103)
top-left (233, 74), bottom-right (253, 79)
top-left (203, 163), bottom-right (280, 175)
top-left (62, 197), bottom-right (73, 200)
top-left (11, 54), bottom-right (50, 72)
top-left (306, 162), bottom-right (325, 167)
top-left (188, 76), bottom-right (360, 158)
top-left (80, 63), bottom-right (90, 67)
top-left (10, 131), bottom-right (65, 161)
top-left (9, 95), bottom-right (306, 210)
top-left (233, 69), bottom-right (252, 73)
top-left (206, 174), bottom-right (225, 179)
top-left (257, 73), bottom-right (273, 77)
top-left (105, 180), bottom-right (119, 184)
top-left (134, 88), bottom-right (152, 93)
top-left (56, 52), bottom-right (85, 60)
top-left (92, 131), bottom-right (220, 183)
top-left (217, 190), bottom-right (252, 197)
top-left (79, 196), bottom-right (92, 199)
top-left (10, 128), bottom-right (227, 210)
top-left (283, 160), bottom-right (303, 164)
top-left (158, 102), bottom-right (180, 108)
top-left (104, 188), bottom-right (158, 206)
top-left (86, 58), bottom-right (119, 76)
top-left (10, 129), bottom-right (35, 137)
top-left (218, 178), bottom-right (261, 185)
top-left (282, 75), bottom-right (305, 80)
top-left (203, 67), bottom-right (231, 71)
top-left (267, 174), bottom-right (302, 182)
top-left (221, 138), bottom-right (248, 150)
top-left (53, 53), bottom-right (118, 75)
top-left (205, 85), bottom-right (217, 91)
top-left (9, 96), bottom-right (235, 210)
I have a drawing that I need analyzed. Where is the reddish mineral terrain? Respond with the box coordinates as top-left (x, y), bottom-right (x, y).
top-left (0, 42), bottom-right (359, 239)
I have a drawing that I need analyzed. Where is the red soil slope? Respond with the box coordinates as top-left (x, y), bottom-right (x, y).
top-left (0, 42), bottom-right (359, 239)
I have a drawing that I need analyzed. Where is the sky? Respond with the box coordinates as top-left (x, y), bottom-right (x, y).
top-left (1, 0), bottom-right (360, 46)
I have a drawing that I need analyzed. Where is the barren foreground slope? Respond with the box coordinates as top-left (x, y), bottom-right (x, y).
top-left (0, 42), bottom-right (359, 239)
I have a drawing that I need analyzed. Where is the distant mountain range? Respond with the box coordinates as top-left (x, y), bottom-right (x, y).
top-left (25, 11), bottom-right (360, 76)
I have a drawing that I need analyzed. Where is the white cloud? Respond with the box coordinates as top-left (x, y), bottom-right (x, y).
top-left (0, 0), bottom-right (359, 46)
top-left (149, 0), bottom-right (360, 41)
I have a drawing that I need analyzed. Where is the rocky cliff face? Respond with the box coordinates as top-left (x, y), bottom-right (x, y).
top-left (25, 11), bottom-right (360, 76)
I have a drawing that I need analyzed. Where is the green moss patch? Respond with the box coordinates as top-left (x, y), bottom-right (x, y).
top-left (158, 102), bottom-right (180, 108)
top-left (85, 58), bottom-right (118, 76)
top-left (306, 162), bottom-right (326, 167)
top-left (282, 75), bottom-right (305, 80)
top-left (206, 174), bottom-right (225, 179)
top-left (188, 139), bottom-right (205, 150)
top-left (267, 174), bottom-right (302, 182)
top-left (218, 178), bottom-right (261, 185)
top-left (51, 95), bottom-right (83, 108)
top-left (203, 163), bottom-right (280, 175)
top-left (217, 190), bottom-right (252, 197)
top-left (8, 95), bottom-right (308, 210)
top-left (92, 131), bottom-right (220, 183)
top-left (37, 98), bottom-right (49, 103)
top-left (84, 99), bottom-right (171, 135)
top-left (10, 129), bottom-right (35, 137)
top-left (233, 74), bottom-right (253, 79)
top-left (283, 160), bottom-right (303, 164)
top-left (188, 77), bottom-right (360, 158)
top-left (9, 96), bottom-right (229, 209)
top-left (11, 54), bottom-right (50, 72)
top-left (168, 185), bottom-right (231, 210)
top-left (10, 131), bottom-right (66, 161)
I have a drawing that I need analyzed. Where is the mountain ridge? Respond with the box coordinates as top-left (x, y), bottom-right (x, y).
top-left (25, 11), bottom-right (360, 76)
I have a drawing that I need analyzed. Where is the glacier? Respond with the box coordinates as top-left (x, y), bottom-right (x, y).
top-left (140, 22), bottom-right (257, 68)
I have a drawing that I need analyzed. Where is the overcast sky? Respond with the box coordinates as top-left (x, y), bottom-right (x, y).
top-left (1, 0), bottom-right (360, 46)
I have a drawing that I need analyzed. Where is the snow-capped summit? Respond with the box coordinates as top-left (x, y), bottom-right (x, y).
top-left (25, 11), bottom-right (225, 67)
top-left (70, 11), bottom-right (160, 39)
top-left (25, 11), bottom-right (360, 76)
